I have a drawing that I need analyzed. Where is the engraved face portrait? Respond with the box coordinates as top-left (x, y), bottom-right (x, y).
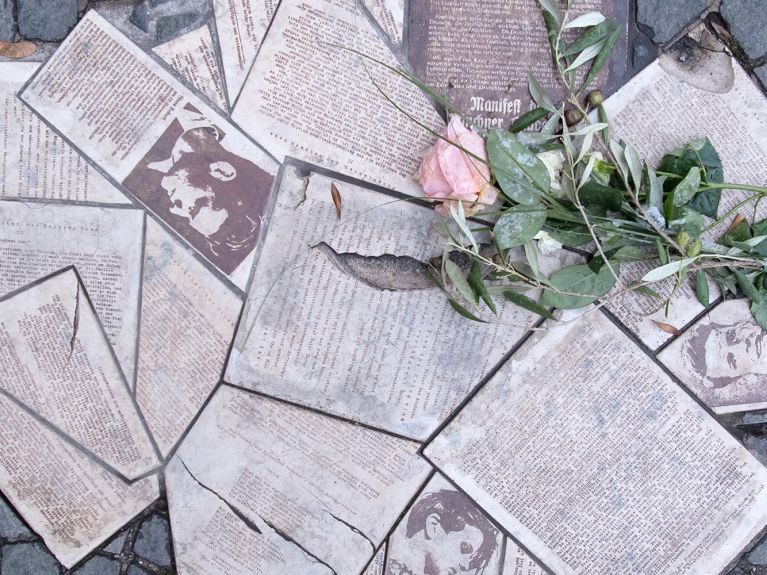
top-left (387, 488), bottom-right (499, 575)
top-left (685, 317), bottom-right (767, 388)
top-left (123, 104), bottom-right (273, 275)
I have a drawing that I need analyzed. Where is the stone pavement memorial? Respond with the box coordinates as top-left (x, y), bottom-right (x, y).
top-left (1, 0), bottom-right (767, 574)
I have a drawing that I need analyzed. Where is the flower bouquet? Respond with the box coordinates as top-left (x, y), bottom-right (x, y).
top-left (387, 2), bottom-right (767, 330)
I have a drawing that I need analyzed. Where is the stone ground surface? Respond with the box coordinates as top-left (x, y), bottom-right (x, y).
top-left (1, 0), bottom-right (767, 573)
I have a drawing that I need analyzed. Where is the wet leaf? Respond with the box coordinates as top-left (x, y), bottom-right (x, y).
top-left (540, 264), bottom-right (618, 309)
top-left (652, 320), bottom-right (679, 335)
top-left (487, 128), bottom-right (550, 205)
top-left (0, 40), bottom-right (36, 59)
top-left (330, 183), bottom-right (342, 219)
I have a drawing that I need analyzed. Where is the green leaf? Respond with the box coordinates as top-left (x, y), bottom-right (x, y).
top-left (598, 104), bottom-right (609, 145)
top-left (540, 264), bottom-right (619, 309)
top-left (613, 245), bottom-right (648, 262)
top-left (445, 259), bottom-right (478, 305)
top-left (448, 201), bottom-right (479, 253)
top-left (524, 241), bottom-right (541, 281)
top-left (537, 0), bottom-right (562, 25)
top-left (509, 108), bottom-right (549, 133)
top-left (659, 138), bottom-right (723, 218)
top-left (752, 298), bottom-right (767, 331)
top-left (695, 269), bottom-right (710, 307)
top-left (578, 180), bottom-right (623, 211)
top-left (468, 261), bottom-right (497, 314)
top-left (565, 40), bottom-right (605, 72)
top-left (689, 189), bottom-right (721, 219)
top-left (671, 167), bottom-right (702, 207)
top-left (579, 24), bottom-right (621, 93)
top-left (562, 19), bottom-right (618, 56)
top-left (641, 257), bottom-right (698, 282)
top-left (448, 298), bottom-right (487, 323)
top-left (646, 165), bottom-right (664, 214)
top-left (544, 224), bottom-right (593, 246)
top-left (624, 144), bottom-right (643, 193)
top-left (528, 74), bottom-right (556, 112)
top-left (504, 290), bottom-right (557, 319)
top-left (494, 204), bottom-right (548, 249)
top-left (633, 285), bottom-right (661, 299)
top-left (564, 11), bottom-right (606, 28)
top-left (668, 207), bottom-right (705, 238)
top-left (724, 219), bottom-right (752, 244)
top-left (487, 128), bottom-right (550, 205)
top-left (733, 268), bottom-right (761, 302)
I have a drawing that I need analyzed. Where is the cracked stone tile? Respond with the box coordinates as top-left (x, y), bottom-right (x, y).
top-left (103, 531), bottom-right (128, 554)
top-left (17, 0), bottom-right (77, 41)
top-left (0, 354), bottom-right (159, 568)
top-left (168, 385), bottom-right (431, 575)
top-left (73, 555), bottom-right (121, 575)
top-left (0, 0), bottom-right (15, 41)
top-left (0, 498), bottom-right (33, 541)
top-left (756, 64), bottom-right (767, 90)
top-left (134, 516), bottom-right (171, 567)
top-left (0, 542), bottom-right (58, 575)
top-left (0, 268), bottom-right (159, 480)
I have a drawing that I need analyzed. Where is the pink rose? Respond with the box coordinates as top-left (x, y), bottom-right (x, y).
top-left (416, 115), bottom-right (497, 215)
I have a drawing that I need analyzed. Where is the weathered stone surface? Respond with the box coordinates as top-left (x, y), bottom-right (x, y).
top-left (17, 0), bottom-right (77, 41)
top-left (755, 64), bottom-right (767, 89)
top-left (128, 0), bottom-right (209, 41)
top-left (0, 0), bottom-right (15, 41)
top-left (0, 543), bottom-right (59, 575)
top-left (134, 516), bottom-right (171, 567)
top-left (0, 499), bottom-right (33, 541)
top-left (74, 555), bottom-right (121, 575)
top-left (636, 0), bottom-right (708, 44)
top-left (155, 12), bottom-right (198, 42)
top-left (721, 0), bottom-right (767, 59)
top-left (103, 531), bottom-right (128, 554)
top-left (745, 533), bottom-right (767, 566)
top-left (127, 565), bottom-right (150, 575)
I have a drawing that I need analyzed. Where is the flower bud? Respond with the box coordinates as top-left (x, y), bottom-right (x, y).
top-left (586, 90), bottom-right (604, 107)
top-left (676, 231), bottom-right (690, 249)
top-left (564, 109), bottom-right (584, 127)
top-left (687, 239), bottom-right (702, 257)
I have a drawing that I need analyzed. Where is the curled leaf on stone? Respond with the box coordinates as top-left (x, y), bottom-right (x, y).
top-left (330, 183), bottom-right (342, 219)
top-left (0, 41), bottom-right (36, 59)
top-left (652, 320), bottom-right (679, 335)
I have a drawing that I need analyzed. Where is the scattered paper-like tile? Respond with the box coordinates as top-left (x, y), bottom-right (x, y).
top-left (172, 385), bottom-right (431, 575)
top-left (152, 25), bottom-right (228, 112)
top-left (658, 299), bottom-right (767, 413)
top-left (225, 166), bottom-right (581, 439)
top-left (0, 200), bottom-right (144, 384)
top-left (0, 268), bottom-right (159, 480)
top-left (362, 544), bottom-right (386, 575)
top-left (231, 0), bottom-right (444, 197)
top-left (0, 386), bottom-right (158, 567)
top-left (425, 310), bottom-right (767, 574)
top-left (363, 0), bottom-right (404, 45)
top-left (135, 219), bottom-right (243, 457)
top-left (0, 63), bottom-right (130, 204)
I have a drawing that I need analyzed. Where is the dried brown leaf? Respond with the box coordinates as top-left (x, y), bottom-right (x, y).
top-left (331, 182), bottom-right (342, 219)
top-left (727, 213), bottom-right (747, 234)
top-left (652, 320), bottom-right (679, 335)
top-left (0, 40), bottom-right (37, 59)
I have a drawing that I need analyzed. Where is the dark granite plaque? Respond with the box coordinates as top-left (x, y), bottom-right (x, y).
top-left (407, 0), bottom-right (629, 129)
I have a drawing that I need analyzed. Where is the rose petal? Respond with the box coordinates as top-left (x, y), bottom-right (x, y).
top-left (417, 147), bottom-right (453, 198)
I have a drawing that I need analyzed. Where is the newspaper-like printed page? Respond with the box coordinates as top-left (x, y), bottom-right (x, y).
top-left (135, 219), bottom-right (243, 457)
top-left (0, 200), bottom-right (143, 385)
top-left (407, 0), bottom-right (628, 129)
top-left (212, 0), bottom-right (277, 103)
top-left (152, 25), bottom-right (229, 112)
top-left (19, 11), bottom-right (279, 290)
top-left (602, 31), bottom-right (767, 348)
top-left (0, 390), bottom-right (159, 568)
top-left (0, 63), bottom-right (129, 204)
top-left (363, 545), bottom-right (386, 575)
top-left (0, 268), bottom-right (159, 480)
top-left (363, 0), bottom-right (403, 45)
top-left (225, 166), bottom-right (581, 439)
top-left (425, 310), bottom-right (767, 575)
top-left (230, 0), bottom-right (444, 196)
top-left (658, 299), bottom-right (767, 414)
top-left (171, 385), bottom-right (431, 575)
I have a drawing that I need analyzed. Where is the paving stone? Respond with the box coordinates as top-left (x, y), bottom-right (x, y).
top-left (133, 515), bottom-right (171, 567)
top-left (103, 531), bottom-right (127, 554)
top-left (17, 0), bottom-right (77, 41)
top-left (743, 433), bottom-right (767, 467)
top-left (0, 0), bottom-right (15, 41)
top-left (128, 0), bottom-right (208, 41)
top-left (756, 64), bottom-right (767, 90)
top-left (0, 543), bottom-right (58, 575)
top-left (746, 533), bottom-right (767, 566)
top-left (0, 499), bottom-right (33, 541)
top-left (74, 555), bottom-right (121, 575)
top-left (155, 11), bottom-right (199, 42)
top-left (721, 0), bottom-right (767, 59)
top-left (127, 565), bottom-right (150, 575)
top-left (636, 0), bottom-right (708, 44)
